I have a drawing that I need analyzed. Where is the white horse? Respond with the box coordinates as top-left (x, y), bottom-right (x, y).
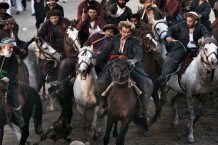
top-left (66, 26), bottom-right (81, 51)
top-left (73, 46), bottom-right (99, 144)
top-left (152, 19), bottom-right (168, 60)
top-left (165, 38), bottom-right (218, 143)
top-left (24, 37), bottom-right (61, 111)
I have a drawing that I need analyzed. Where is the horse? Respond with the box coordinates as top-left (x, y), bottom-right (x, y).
top-left (138, 19), bottom-right (169, 123)
top-left (23, 36), bottom-right (61, 111)
top-left (103, 58), bottom-right (150, 145)
top-left (0, 81), bottom-right (43, 145)
top-left (73, 46), bottom-right (100, 144)
top-left (164, 38), bottom-right (218, 143)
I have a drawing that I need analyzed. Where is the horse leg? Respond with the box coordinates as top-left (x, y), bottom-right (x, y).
top-left (103, 116), bottom-right (114, 145)
top-left (8, 123), bottom-right (21, 141)
top-left (19, 122), bottom-right (29, 145)
top-left (187, 94), bottom-right (195, 144)
top-left (92, 105), bottom-right (99, 141)
top-left (47, 92), bottom-right (56, 112)
top-left (113, 121), bottom-right (118, 137)
top-left (193, 94), bottom-right (207, 126)
top-left (77, 106), bottom-right (89, 144)
top-left (171, 93), bottom-right (179, 128)
top-left (0, 127), bottom-right (4, 145)
top-left (116, 119), bottom-right (131, 145)
top-left (150, 87), bottom-right (161, 124)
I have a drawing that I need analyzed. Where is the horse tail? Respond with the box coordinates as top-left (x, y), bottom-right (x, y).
top-left (33, 88), bottom-right (43, 135)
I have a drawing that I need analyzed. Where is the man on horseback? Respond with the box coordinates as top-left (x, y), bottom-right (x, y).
top-left (38, 9), bottom-right (71, 82)
top-left (157, 11), bottom-right (210, 85)
top-left (0, 37), bottom-right (25, 128)
top-left (92, 21), bottom-right (153, 118)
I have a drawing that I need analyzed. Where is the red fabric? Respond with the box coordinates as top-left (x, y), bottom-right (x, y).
top-left (109, 54), bottom-right (128, 60)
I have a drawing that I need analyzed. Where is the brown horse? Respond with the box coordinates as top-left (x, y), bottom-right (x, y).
top-left (103, 58), bottom-right (149, 145)
top-left (0, 81), bottom-right (43, 145)
top-left (134, 25), bottom-right (167, 124)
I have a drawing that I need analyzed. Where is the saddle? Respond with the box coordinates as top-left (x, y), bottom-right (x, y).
top-left (177, 51), bottom-right (197, 79)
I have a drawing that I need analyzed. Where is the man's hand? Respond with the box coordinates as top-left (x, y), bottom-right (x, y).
top-left (91, 58), bottom-right (97, 66)
top-left (81, 13), bottom-right (87, 22)
top-left (166, 37), bottom-right (173, 43)
top-left (127, 59), bottom-right (138, 66)
top-left (1, 77), bottom-right (9, 83)
top-left (198, 39), bottom-right (203, 45)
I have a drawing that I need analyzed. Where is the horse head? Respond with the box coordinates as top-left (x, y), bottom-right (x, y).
top-left (200, 37), bottom-right (218, 70)
top-left (27, 37), bottom-right (61, 62)
top-left (109, 58), bottom-right (131, 84)
top-left (77, 45), bottom-right (95, 79)
top-left (142, 32), bottom-right (159, 52)
top-left (66, 26), bottom-right (81, 51)
top-left (152, 19), bottom-right (168, 41)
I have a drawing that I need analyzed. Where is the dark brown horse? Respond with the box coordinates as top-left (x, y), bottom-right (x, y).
top-left (103, 58), bottom-right (149, 145)
top-left (133, 25), bottom-right (167, 124)
top-left (0, 81), bottom-right (43, 145)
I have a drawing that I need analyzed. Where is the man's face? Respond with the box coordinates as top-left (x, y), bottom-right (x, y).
top-left (3, 43), bottom-right (13, 57)
top-left (0, 9), bottom-right (7, 16)
top-left (104, 29), bottom-right (115, 37)
top-left (49, 16), bottom-right (59, 25)
top-left (48, 0), bottom-right (56, 7)
top-left (144, 0), bottom-right (152, 9)
top-left (117, 0), bottom-right (126, 8)
top-left (120, 27), bottom-right (131, 39)
top-left (130, 18), bottom-right (139, 26)
top-left (186, 17), bottom-right (196, 28)
top-left (87, 9), bottom-right (97, 20)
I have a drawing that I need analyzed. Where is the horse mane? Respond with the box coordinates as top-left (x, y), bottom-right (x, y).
top-left (201, 37), bottom-right (218, 47)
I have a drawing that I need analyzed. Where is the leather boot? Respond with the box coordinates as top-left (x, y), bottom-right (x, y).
top-left (139, 96), bottom-right (151, 118)
top-left (13, 106), bottom-right (25, 129)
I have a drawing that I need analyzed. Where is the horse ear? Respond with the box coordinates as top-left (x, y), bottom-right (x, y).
top-left (90, 44), bottom-right (93, 51)
top-left (163, 16), bottom-right (167, 22)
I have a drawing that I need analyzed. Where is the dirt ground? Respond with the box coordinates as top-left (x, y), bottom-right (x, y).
top-left (2, 0), bottom-right (218, 145)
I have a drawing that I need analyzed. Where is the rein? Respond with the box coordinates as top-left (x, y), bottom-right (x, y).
top-left (65, 33), bottom-right (80, 52)
top-left (35, 39), bottom-right (60, 62)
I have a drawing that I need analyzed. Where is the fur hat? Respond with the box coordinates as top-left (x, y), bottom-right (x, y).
top-left (0, 37), bottom-right (15, 44)
top-left (184, 11), bottom-right (199, 20)
top-left (46, 9), bottom-right (61, 18)
top-left (0, 2), bottom-right (9, 9)
top-left (102, 24), bottom-right (119, 34)
top-left (0, 17), bottom-right (14, 26)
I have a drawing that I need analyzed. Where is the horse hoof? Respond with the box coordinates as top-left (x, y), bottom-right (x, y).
top-left (188, 137), bottom-right (195, 144)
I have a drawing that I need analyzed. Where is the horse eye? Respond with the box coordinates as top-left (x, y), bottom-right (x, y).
top-left (204, 48), bottom-right (208, 51)
top-left (156, 28), bottom-right (160, 31)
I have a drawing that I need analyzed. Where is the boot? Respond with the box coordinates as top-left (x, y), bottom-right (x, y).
top-left (13, 106), bottom-right (25, 129)
top-left (139, 96), bottom-right (151, 118)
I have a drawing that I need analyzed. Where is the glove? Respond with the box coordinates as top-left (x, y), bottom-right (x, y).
top-left (1, 77), bottom-right (9, 83)
top-left (127, 59), bottom-right (138, 66)
top-left (91, 58), bottom-right (97, 66)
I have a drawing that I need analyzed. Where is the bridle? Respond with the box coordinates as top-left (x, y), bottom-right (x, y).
top-left (110, 62), bottom-right (134, 84)
top-left (77, 49), bottom-right (94, 79)
top-left (65, 30), bottom-right (81, 52)
top-left (34, 38), bottom-right (60, 62)
top-left (153, 21), bottom-right (168, 41)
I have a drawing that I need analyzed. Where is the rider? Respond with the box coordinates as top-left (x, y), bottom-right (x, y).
top-left (157, 11), bottom-right (210, 85)
top-left (0, 37), bottom-right (25, 128)
top-left (37, 9), bottom-right (71, 82)
top-left (92, 21), bottom-right (153, 118)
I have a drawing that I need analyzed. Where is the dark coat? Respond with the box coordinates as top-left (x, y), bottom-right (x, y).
top-left (35, 3), bottom-right (64, 29)
top-left (101, 0), bottom-right (116, 18)
top-left (76, 17), bottom-right (106, 46)
top-left (0, 53), bottom-right (18, 82)
top-left (77, 0), bottom-right (104, 20)
top-left (105, 3), bottom-right (132, 25)
top-left (83, 32), bottom-right (111, 52)
top-left (189, 0), bottom-right (211, 31)
top-left (167, 21), bottom-right (210, 50)
top-left (37, 17), bottom-right (71, 53)
top-left (96, 34), bottom-right (147, 76)
top-left (137, 8), bottom-right (164, 24)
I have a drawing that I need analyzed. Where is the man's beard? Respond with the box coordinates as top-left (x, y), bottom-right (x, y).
top-left (3, 49), bottom-right (12, 57)
top-left (188, 24), bottom-right (195, 28)
top-left (117, 2), bottom-right (126, 8)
